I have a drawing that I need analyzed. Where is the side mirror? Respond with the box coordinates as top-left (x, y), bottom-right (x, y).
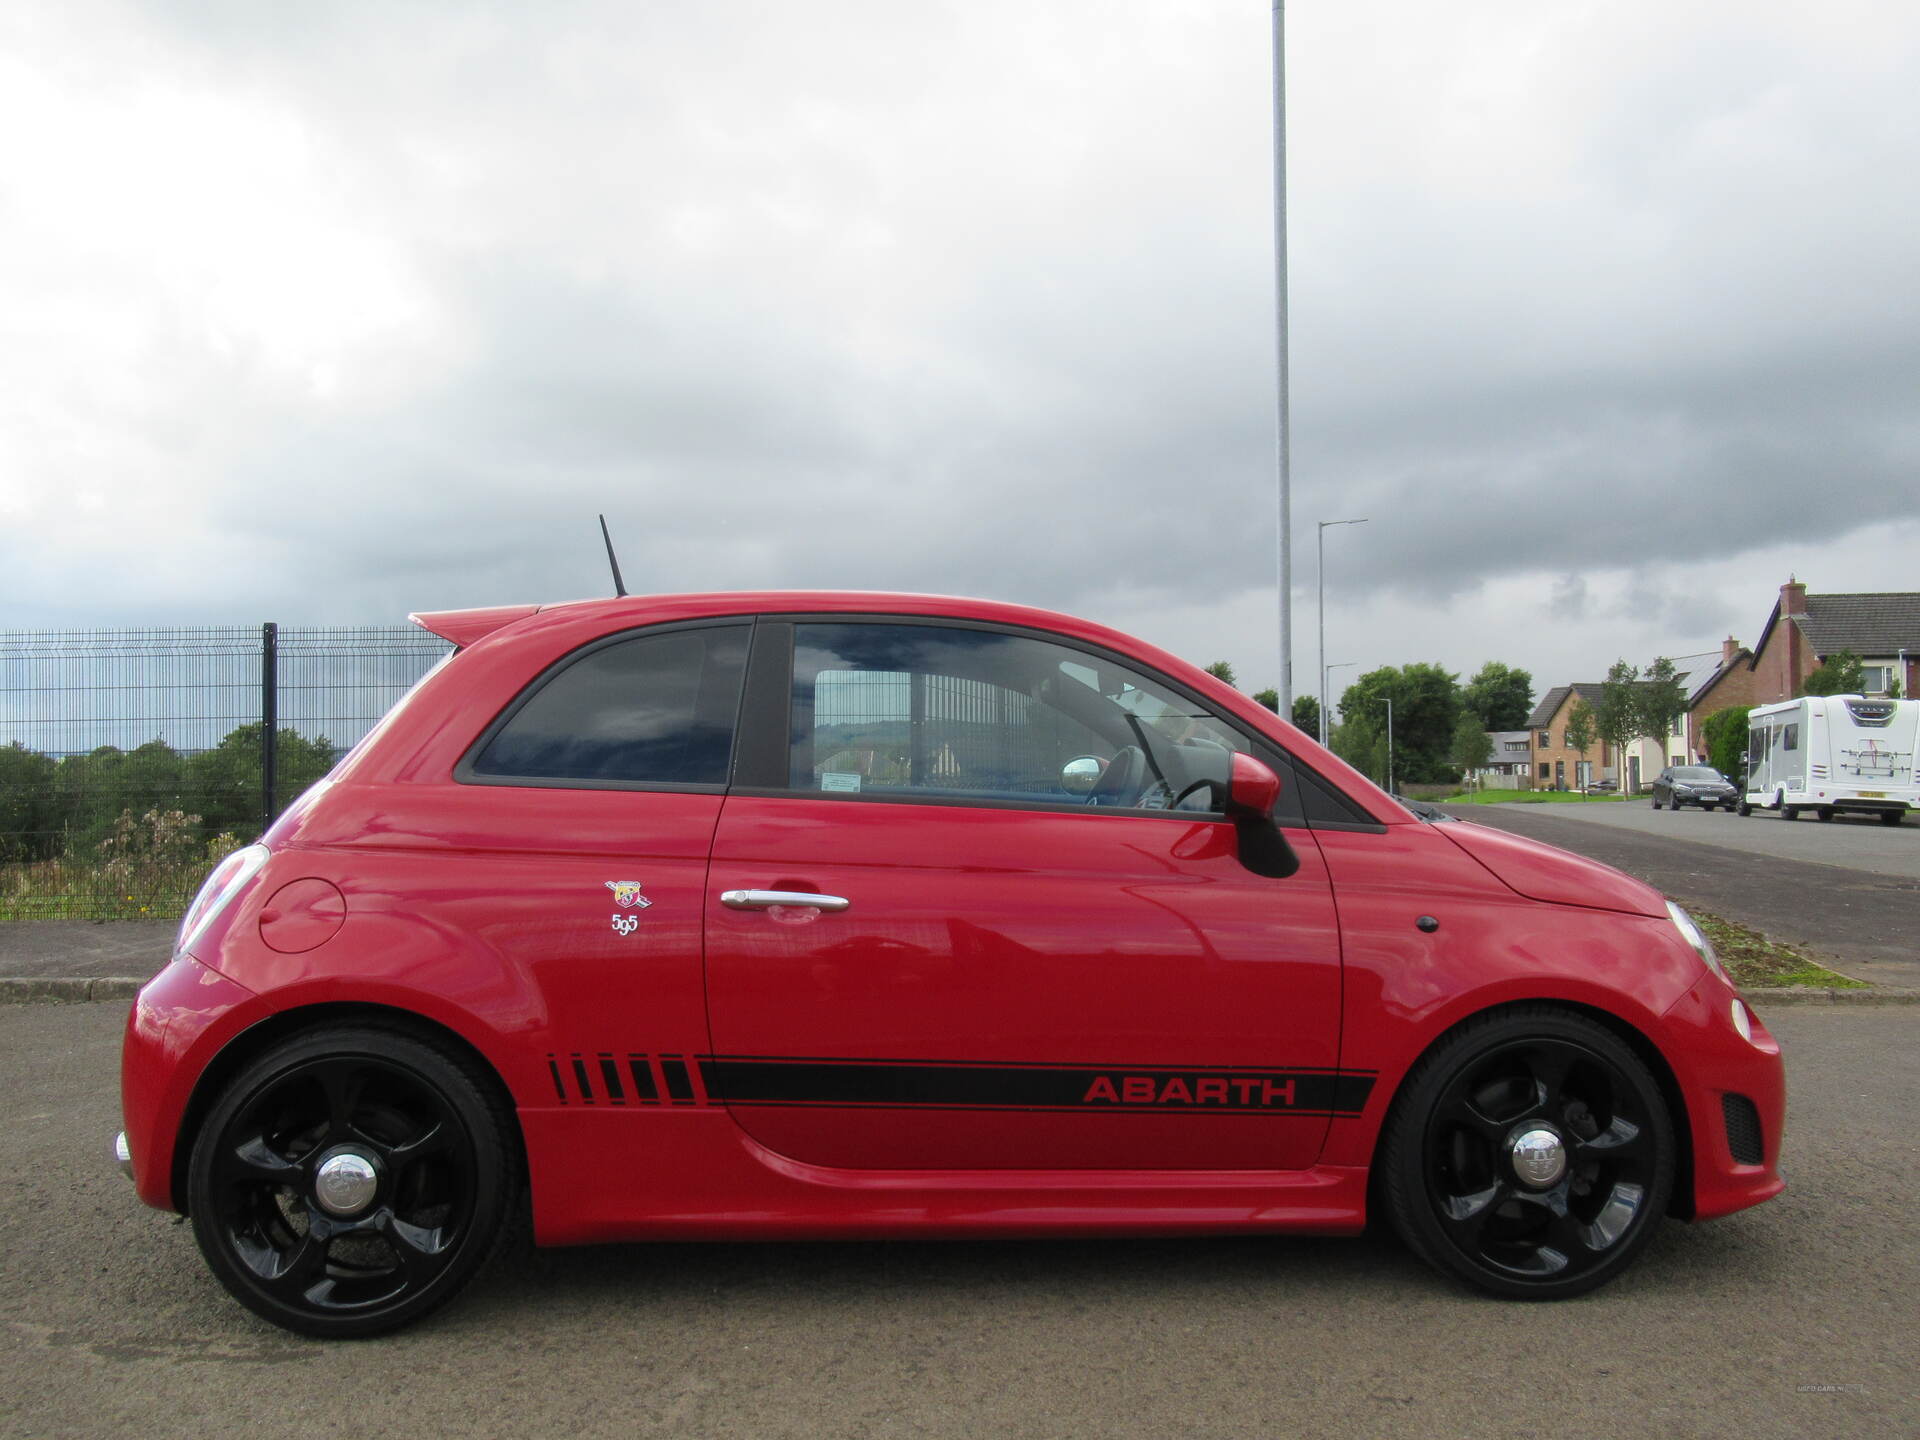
top-left (1225, 752), bottom-right (1282, 820)
top-left (1060, 756), bottom-right (1103, 796)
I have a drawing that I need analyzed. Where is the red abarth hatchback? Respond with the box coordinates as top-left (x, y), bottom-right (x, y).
top-left (117, 592), bottom-right (1784, 1336)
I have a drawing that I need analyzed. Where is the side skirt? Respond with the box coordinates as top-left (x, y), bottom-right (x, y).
top-left (521, 1106), bottom-right (1369, 1246)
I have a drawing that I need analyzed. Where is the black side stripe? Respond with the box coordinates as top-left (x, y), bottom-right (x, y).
top-left (699, 1058), bottom-right (1374, 1116)
top-left (548, 1053), bottom-right (1377, 1116)
top-left (659, 1056), bottom-right (696, 1104)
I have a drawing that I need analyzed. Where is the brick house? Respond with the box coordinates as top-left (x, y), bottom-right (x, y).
top-left (1746, 578), bottom-right (1920, 704)
top-left (1528, 684), bottom-right (1610, 791)
top-left (1682, 636), bottom-right (1757, 763)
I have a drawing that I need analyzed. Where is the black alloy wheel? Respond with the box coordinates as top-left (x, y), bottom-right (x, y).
top-left (1380, 1007), bottom-right (1674, 1300)
top-left (187, 1025), bottom-right (518, 1338)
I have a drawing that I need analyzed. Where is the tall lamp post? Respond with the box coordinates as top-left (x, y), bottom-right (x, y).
top-left (1322, 660), bottom-right (1359, 743)
top-left (1382, 694), bottom-right (1395, 795)
top-left (1317, 517), bottom-right (1368, 745)
top-left (1272, 0), bottom-right (1293, 716)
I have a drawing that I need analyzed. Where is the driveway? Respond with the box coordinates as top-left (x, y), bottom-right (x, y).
top-left (3, 1003), bottom-right (1915, 1439)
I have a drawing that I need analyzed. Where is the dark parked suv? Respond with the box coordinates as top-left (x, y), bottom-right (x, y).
top-left (1651, 765), bottom-right (1738, 811)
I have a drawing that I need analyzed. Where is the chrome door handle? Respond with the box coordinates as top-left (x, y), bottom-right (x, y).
top-left (720, 889), bottom-right (851, 912)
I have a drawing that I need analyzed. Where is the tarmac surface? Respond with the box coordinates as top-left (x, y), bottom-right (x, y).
top-left (3, 1001), bottom-right (1913, 1439)
top-left (1462, 795), bottom-right (1920, 882)
top-left (1440, 803), bottom-right (1920, 988)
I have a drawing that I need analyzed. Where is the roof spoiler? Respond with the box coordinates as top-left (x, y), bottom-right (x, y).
top-left (408, 604), bottom-right (541, 647)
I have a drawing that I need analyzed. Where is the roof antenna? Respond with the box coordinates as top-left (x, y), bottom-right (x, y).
top-left (598, 514), bottom-right (629, 597)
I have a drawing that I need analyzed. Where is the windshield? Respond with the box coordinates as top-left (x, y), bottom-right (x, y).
top-left (1672, 767), bottom-right (1723, 780)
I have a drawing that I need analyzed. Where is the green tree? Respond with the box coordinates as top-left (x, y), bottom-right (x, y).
top-left (1800, 649), bottom-right (1865, 697)
top-left (1594, 661), bottom-right (1642, 791)
top-left (0, 741), bottom-right (61, 862)
top-left (1702, 706), bottom-right (1751, 783)
top-left (1637, 656), bottom-right (1689, 753)
top-left (1564, 699), bottom-right (1597, 761)
top-left (1335, 662), bottom-right (1463, 785)
top-left (184, 724), bottom-right (337, 839)
top-left (1252, 687), bottom-right (1279, 713)
top-left (1462, 661), bottom-right (1535, 731)
top-left (1202, 661), bottom-right (1237, 687)
top-left (1289, 693), bottom-right (1320, 735)
top-left (1450, 714), bottom-right (1494, 778)
top-left (1329, 716), bottom-right (1387, 784)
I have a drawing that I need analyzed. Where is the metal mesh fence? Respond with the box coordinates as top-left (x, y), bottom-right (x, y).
top-left (0, 625), bottom-right (450, 919)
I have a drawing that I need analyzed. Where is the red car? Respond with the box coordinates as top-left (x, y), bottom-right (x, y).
top-left (117, 592), bottom-right (1785, 1336)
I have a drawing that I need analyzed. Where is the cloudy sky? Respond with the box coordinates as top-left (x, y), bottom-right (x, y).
top-left (2, 0), bottom-right (1915, 713)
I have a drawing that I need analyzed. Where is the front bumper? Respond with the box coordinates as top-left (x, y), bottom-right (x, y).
top-left (1660, 972), bottom-right (1786, 1220)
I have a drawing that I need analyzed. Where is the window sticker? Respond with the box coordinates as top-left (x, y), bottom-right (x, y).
top-left (820, 771), bottom-right (862, 794)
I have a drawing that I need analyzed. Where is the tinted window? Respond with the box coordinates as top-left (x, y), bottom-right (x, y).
top-left (470, 626), bottom-right (748, 785)
top-left (1783, 724), bottom-right (1799, 752)
top-left (788, 623), bottom-right (1250, 812)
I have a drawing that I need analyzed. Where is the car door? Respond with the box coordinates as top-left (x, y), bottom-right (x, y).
top-left (446, 620), bottom-right (751, 1083)
top-left (703, 618), bottom-right (1348, 1172)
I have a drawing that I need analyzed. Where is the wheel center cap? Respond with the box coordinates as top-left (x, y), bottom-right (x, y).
top-left (1510, 1127), bottom-right (1567, 1188)
top-left (313, 1150), bottom-right (379, 1216)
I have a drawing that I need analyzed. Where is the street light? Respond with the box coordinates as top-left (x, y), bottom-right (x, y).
top-left (1317, 517), bottom-right (1368, 745)
top-left (1381, 694), bottom-right (1395, 795)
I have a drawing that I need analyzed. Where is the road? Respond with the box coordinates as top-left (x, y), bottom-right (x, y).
top-left (1470, 797), bottom-right (1920, 881)
top-left (1441, 804), bottom-right (1920, 988)
top-left (2, 1003), bottom-right (1914, 1440)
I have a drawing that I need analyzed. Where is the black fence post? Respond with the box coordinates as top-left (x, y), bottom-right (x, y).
top-left (261, 622), bottom-right (278, 833)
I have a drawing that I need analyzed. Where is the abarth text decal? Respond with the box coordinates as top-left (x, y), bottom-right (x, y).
top-left (547, 1053), bottom-right (1373, 1116)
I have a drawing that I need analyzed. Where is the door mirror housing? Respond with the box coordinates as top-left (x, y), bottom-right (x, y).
top-left (1225, 752), bottom-right (1282, 820)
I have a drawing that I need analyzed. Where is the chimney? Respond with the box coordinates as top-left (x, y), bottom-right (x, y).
top-left (1722, 636), bottom-right (1739, 665)
top-left (1781, 576), bottom-right (1808, 616)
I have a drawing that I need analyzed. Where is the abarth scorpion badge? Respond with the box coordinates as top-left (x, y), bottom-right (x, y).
top-left (606, 880), bottom-right (652, 936)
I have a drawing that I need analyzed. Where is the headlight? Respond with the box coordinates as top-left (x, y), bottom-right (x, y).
top-left (1666, 900), bottom-right (1730, 986)
top-left (177, 845), bottom-right (270, 958)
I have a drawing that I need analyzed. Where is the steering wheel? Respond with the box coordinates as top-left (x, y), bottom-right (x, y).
top-left (1086, 745), bottom-right (1148, 807)
top-left (1166, 777), bottom-right (1219, 812)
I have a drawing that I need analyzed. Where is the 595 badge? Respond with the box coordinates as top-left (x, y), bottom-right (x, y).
top-left (605, 880), bottom-right (652, 936)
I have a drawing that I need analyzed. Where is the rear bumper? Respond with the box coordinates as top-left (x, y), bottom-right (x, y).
top-left (1659, 973), bottom-right (1787, 1220)
top-left (119, 954), bottom-right (270, 1212)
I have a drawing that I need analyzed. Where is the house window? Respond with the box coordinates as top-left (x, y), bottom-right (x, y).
top-left (1538, 729), bottom-right (1551, 747)
top-left (1861, 665), bottom-right (1893, 695)
top-left (1538, 762), bottom-right (1550, 780)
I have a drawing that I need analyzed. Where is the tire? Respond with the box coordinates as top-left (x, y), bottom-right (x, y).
top-left (1651, 794), bottom-right (1663, 810)
top-left (1738, 801), bottom-right (1753, 817)
top-left (187, 1024), bottom-right (519, 1338)
top-left (1817, 807), bottom-right (1835, 823)
top-left (1783, 806), bottom-right (1799, 821)
top-left (1379, 1006), bottom-right (1674, 1301)
top-left (1883, 810), bottom-right (1905, 827)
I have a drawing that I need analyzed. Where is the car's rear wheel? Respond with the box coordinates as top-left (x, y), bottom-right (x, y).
top-left (187, 1025), bottom-right (518, 1338)
top-left (1380, 1007), bottom-right (1674, 1301)
top-left (1817, 807), bottom-right (1835, 822)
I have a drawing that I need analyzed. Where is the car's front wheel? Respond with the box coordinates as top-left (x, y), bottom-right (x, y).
top-left (1380, 1007), bottom-right (1675, 1300)
top-left (186, 1024), bottom-right (519, 1338)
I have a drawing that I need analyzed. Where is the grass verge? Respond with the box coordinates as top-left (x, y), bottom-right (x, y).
top-left (1689, 908), bottom-right (1869, 990)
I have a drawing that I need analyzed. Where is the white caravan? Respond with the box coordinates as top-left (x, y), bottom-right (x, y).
top-left (1741, 695), bottom-right (1917, 824)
